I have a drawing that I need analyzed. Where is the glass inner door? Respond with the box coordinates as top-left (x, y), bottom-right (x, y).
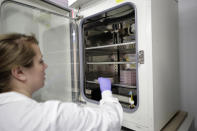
top-left (0, 0), bottom-right (79, 102)
top-left (80, 3), bottom-right (138, 111)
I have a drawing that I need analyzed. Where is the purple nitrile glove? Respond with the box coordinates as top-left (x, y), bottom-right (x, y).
top-left (98, 77), bottom-right (111, 92)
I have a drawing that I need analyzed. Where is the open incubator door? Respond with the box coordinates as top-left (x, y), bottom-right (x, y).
top-left (0, 0), bottom-right (80, 102)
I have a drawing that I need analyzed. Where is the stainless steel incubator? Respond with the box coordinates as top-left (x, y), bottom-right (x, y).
top-left (0, 0), bottom-right (180, 130)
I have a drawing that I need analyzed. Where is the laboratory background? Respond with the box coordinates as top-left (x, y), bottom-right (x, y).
top-left (179, 0), bottom-right (197, 130)
top-left (0, 0), bottom-right (197, 130)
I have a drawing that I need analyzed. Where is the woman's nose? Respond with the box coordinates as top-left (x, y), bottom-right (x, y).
top-left (44, 63), bottom-right (48, 69)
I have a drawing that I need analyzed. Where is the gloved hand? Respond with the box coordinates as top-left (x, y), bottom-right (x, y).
top-left (98, 77), bottom-right (111, 92)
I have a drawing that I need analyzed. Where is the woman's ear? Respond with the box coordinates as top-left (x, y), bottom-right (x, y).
top-left (11, 66), bottom-right (26, 81)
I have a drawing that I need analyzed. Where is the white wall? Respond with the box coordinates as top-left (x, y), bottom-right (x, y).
top-left (179, 0), bottom-right (197, 130)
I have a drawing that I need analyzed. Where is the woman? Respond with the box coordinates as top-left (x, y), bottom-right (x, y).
top-left (0, 33), bottom-right (123, 131)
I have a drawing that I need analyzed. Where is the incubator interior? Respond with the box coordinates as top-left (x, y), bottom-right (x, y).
top-left (81, 4), bottom-right (138, 111)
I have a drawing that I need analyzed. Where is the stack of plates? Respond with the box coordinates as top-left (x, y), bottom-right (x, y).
top-left (120, 69), bottom-right (136, 86)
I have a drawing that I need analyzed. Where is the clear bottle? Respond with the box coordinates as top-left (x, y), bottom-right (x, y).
top-left (129, 91), bottom-right (135, 108)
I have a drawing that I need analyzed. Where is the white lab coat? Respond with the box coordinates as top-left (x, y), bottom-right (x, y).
top-left (0, 91), bottom-right (123, 131)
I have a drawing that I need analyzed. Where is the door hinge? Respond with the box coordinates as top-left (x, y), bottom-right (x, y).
top-left (74, 15), bottom-right (84, 21)
top-left (138, 50), bottom-right (144, 64)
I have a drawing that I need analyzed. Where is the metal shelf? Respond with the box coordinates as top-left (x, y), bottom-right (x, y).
top-left (113, 94), bottom-right (130, 103)
top-left (85, 41), bottom-right (135, 50)
top-left (87, 61), bottom-right (136, 65)
top-left (112, 83), bottom-right (136, 89)
top-left (86, 80), bottom-right (136, 89)
top-left (85, 49), bottom-right (136, 56)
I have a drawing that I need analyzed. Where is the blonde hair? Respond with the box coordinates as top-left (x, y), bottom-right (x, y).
top-left (0, 33), bottom-right (38, 93)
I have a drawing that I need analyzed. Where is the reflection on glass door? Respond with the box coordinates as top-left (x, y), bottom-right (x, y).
top-left (0, 1), bottom-right (78, 102)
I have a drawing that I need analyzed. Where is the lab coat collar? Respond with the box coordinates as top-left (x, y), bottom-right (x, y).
top-left (0, 91), bottom-right (33, 105)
